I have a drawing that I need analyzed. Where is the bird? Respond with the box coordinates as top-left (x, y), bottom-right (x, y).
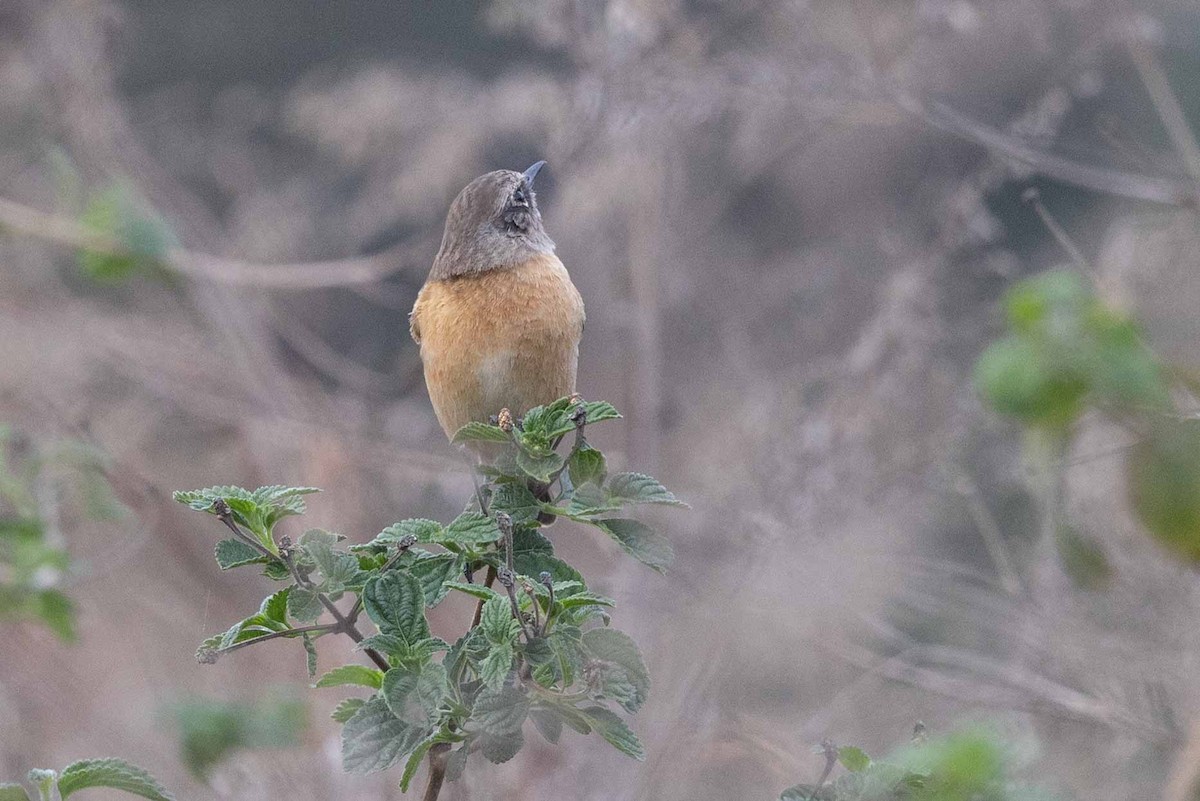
top-left (410, 161), bottom-right (585, 453)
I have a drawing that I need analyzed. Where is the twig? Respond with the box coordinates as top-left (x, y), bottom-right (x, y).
top-left (276, 537), bottom-right (390, 672)
top-left (889, 92), bottom-right (1195, 206)
top-left (1021, 188), bottom-right (1094, 277)
top-left (470, 565), bottom-right (498, 628)
top-left (422, 743), bottom-right (451, 801)
top-left (217, 623), bottom-right (337, 655)
top-left (1126, 31), bottom-right (1200, 199)
top-left (806, 740), bottom-right (838, 801)
top-left (952, 473), bottom-right (1025, 597)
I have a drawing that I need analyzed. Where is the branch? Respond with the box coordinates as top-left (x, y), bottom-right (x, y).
top-left (1126, 31), bottom-right (1200, 197)
top-left (277, 538), bottom-right (390, 672)
top-left (217, 623), bottom-right (337, 656)
top-left (0, 195), bottom-right (423, 289)
top-left (890, 91), bottom-right (1197, 206)
top-left (421, 743), bottom-right (451, 801)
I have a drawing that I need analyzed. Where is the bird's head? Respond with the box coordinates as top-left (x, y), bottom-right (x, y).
top-left (430, 161), bottom-right (555, 279)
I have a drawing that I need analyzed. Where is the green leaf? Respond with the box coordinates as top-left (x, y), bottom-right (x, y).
top-left (568, 445), bottom-right (607, 486)
top-left (582, 628), bottom-right (650, 713)
top-left (341, 697), bottom-right (426, 775)
top-left (382, 666), bottom-right (422, 720)
top-left (479, 729), bottom-right (524, 764)
top-left (440, 513), bottom-right (502, 545)
top-left (478, 642), bottom-right (515, 690)
top-left (259, 588), bottom-right (290, 625)
top-left (408, 552), bottom-right (465, 606)
top-left (606, 473), bottom-right (686, 508)
top-left (1129, 422), bottom-right (1200, 564)
top-left (400, 738), bottom-right (434, 792)
top-left (530, 708), bottom-right (563, 744)
top-left (287, 587), bottom-right (324, 622)
top-left (516, 450), bottom-right (564, 483)
top-left (363, 571), bottom-right (430, 644)
top-left (594, 519), bottom-right (673, 572)
top-left (443, 581), bottom-right (503, 602)
top-left (452, 421), bottom-right (512, 445)
top-left (214, 539), bottom-right (264, 570)
top-left (0, 785), bottom-right (29, 801)
top-left (489, 483), bottom-right (543, 526)
top-left (582, 401), bottom-right (621, 425)
top-left (166, 695), bottom-right (306, 778)
top-left (479, 596), bottom-right (519, 646)
top-left (974, 338), bottom-right (1084, 428)
top-left (300, 529), bottom-right (360, 588)
top-left (472, 684), bottom-right (529, 734)
top-left (372, 519), bottom-right (444, 547)
top-left (331, 698), bottom-right (366, 723)
top-left (57, 759), bottom-right (175, 801)
top-left (839, 745), bottom-right (872, 772)
top-left (314, 665), bottom-right (384, 689)
top-left (579, 706), bottom-right (644, 760)
top-left (77, 184), bottom-right (175, 284)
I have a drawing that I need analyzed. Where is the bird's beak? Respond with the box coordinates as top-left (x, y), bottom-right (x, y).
top-left (522, 160), bottom-right (546, 187)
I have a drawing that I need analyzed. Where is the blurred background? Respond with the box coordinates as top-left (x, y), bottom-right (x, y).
top-left (3, 0), bottom-right (1200, 798)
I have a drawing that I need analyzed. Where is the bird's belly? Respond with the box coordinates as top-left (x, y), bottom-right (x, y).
top-left (414, 255), bottom-right (584, 438)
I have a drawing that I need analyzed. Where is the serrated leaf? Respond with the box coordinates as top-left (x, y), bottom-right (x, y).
top-left (214, 539), bottom-right (264, 569)
top-left (579, 706), bottom-right (643, 760)
top-left (443, 581), bottom-right (503, 602)
top-left (568, 445), bottom-right (607, 486)
top-left (383, 666), bottom-right (422, 719)
top-left (489, 483), bottom-right (543, 526)
top-left (582, 628), bottom-right (650, 713)
top-left (57, 759), bottom-right (175, 801)
top-left (315, 665), bottom-right (384, 689)
top-left (606, 473), bottom-right (687, 508)
top-left (594, 519), bottom-right (673, 572)
top-left (452, 421), bottom-right (512, 444)
top-left (259, 588), bottom-right (290, 625)
top-left (479, 642), bottom-right (515, 690)
top-left (363, 571), bottom-right (430, 644)
top-left (408, 552), bottom-right (465, 606)
top-left (287, 587), bottom-right (323, 622)
top-left (583, 401), bottom-right (621, 425)
top-left (341, 697), bottom-right (426, 775)
top-left (331, 698), bottom-right (366, 723)
top-left (516, 450), bottom-right (564, 483)
top-left (400, 738), bottom-right (434, 793)
top-left (839, 745), bottom-right (871, 772)
top-left (441, 513), bottom-right (502, 545)
top-left (530, 708), bottom-right (563, 744)
top-left (479, 596), bottom-right (518, 645)
top-left (479, 729), bottom-right (524, 764)
top-left (372, 519), bottom-right (444, 547)
top-left (0, 785), bottom-right (28, 801)
top-left (472, 684), bottom-right (529, 734)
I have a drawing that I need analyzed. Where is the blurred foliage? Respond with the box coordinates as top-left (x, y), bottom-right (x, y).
top-left (163, 693), bottom-right (307, 778)
top-left (174, 397), bottom-right (681, 793)
top-left (1, 758), bottom-right (174, 801)
top-left (0, 427), bottom-right (127, 640)
top-left (780, 727), bottom-right (1054, 801)
top-left (76, 184), bottom-right (175, 285)
top-left (976, 268), bottom-right (1200, 569)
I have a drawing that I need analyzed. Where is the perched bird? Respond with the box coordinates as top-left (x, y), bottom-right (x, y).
top-left (410, 161), bottom-right (585, 450)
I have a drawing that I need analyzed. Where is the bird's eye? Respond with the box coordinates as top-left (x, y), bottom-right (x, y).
top-left (512, 186), bottom-right (528, 205)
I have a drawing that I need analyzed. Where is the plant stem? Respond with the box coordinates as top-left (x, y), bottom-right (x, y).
top-left (422, 743), bottom-right (451, 801)
top-left (218, 623), bottom-right (337, 655)
top-left (277, 542), bottom-right (391, 672)
top-left (470, 565), bottom-right (497, 627)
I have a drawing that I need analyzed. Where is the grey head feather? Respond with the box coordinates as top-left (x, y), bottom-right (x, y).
top-left (429, 168), bottom-right (555, 281)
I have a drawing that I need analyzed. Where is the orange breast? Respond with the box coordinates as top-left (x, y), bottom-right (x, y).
top-left (410, 253), bottom-right (585, 441)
